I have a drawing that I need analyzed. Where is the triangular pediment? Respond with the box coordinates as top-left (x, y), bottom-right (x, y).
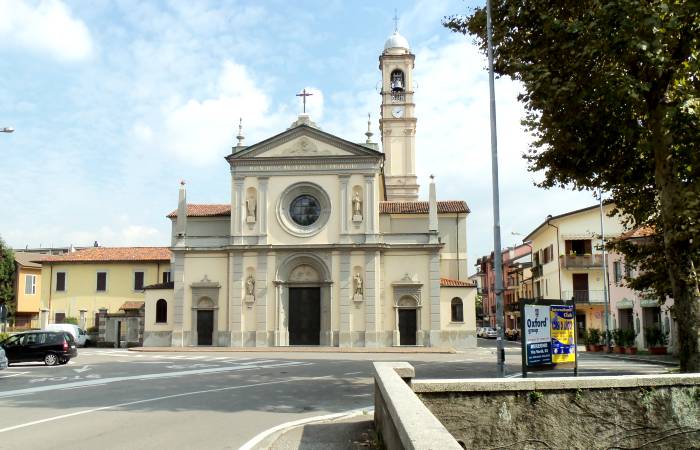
top-left (227, 124), bottom-right (383, 161)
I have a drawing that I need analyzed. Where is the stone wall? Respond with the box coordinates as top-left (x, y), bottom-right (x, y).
top-left (413, 375), bottom-right (700, 449)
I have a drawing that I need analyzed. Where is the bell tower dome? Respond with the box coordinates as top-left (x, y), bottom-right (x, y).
top-left (379, 25), bottom-right (418, 201)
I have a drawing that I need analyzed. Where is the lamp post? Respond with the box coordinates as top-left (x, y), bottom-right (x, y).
top-left (599, 190), bottom-right (612, 349)
top-left (1, 127), bottom-right (14, 133)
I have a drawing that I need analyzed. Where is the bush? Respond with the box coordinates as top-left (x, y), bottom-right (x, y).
top-left (621, 328), bottom-right (637, 347)
top-left (64, 317), bottom-right (79, 325)
top-left (0, 332), bottom-right (9, 342)
top-left (611, 328), bottom-right (624, 346)
top-left (586, 328), bottom-right (601, 346)
top-left (644, 326), bottom-right (668, 347)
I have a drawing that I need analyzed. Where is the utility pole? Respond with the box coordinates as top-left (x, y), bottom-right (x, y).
top-left (599, 191), bottom-right (611, 349)
top-left (486, 0), bottom-right (505, 377)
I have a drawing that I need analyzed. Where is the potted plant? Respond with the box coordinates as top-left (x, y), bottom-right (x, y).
top-left (623, 328), bottom-right (637, 354)
top-left (644, 326), bottom-right (668, 355)
top-left (585, 328), bottom-right (602, 351)
top-left (612, 329), bottom-right (625, 353)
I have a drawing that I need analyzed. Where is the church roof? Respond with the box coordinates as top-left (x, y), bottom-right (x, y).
top-left (38, 247), bottom-right (171, 263)
top-left (167, 204), bottom-right (230, 218)
top-left (440, 278), bottom-right (476, 288)
top-left (380, 201), bottom-right (470, 214)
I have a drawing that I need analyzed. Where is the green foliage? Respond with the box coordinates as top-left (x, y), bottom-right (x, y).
top-left (64, 317), bottom-right (78, 325)
top-left (612, 329), bottom-right (624, 347)
top-left (444, 0), bottom-right (700, 372)
top-left (644, 326), bottom-right (669, 347)
top-left (617, 328), bottom-right (638, 347)
top-left (0, 332), bottom-right (8, 342)
top-left (585, 328), bottom-right (601, 346)
top-left (0, 236), bottom-right (15, 320)
top-left (86, 326), bottom-right (98, 333)
top-left (529, 391), bottom-right (543, 404)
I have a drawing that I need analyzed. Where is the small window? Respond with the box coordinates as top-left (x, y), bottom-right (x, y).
top-left (162, 271), bottom-right (171, 283)
top-left (155, 299), bottom-right (167, 323)
top-left (24, 274), bottom-right (36, 295)
top-left (56, 272), bottom-right (66, 292)
top-left (451, 298), bottom-right (464, 322)
top-left (55, 312), bottom-right (66, 324)
top-left (134, 271), bottom-right (145, 290)
top-left (96, 272), bottom-right (107, 292)
top-left (613, 261), bottom-right (623, 285)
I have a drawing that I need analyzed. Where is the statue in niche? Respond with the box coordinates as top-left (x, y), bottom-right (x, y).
top-left (246, 197), bottom-right (256, 224)
top-left (245, 274), bottom-right (255, 304)
top-left (352, 192), bottom-right (363, 223)
top-left (353, 272), bottom-right (363, 301)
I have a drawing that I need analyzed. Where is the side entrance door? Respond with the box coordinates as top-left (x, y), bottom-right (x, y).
top-left (289, 287), bottom-right (320, 345)
top-left (197, 310), bottom-right (214, 346)
top-left (398, 309), bottom-right (417, 345)
top-left (572, 273), bottom-right (589, 302)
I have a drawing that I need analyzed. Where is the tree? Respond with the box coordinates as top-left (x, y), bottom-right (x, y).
top-left (0, 236), bottom-right (16, 323)
top-left (444, 1), bottom-right (700, 371)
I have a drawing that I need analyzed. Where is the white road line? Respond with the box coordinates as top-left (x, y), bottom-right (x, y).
top-left (0, 361), bottom-right (308, 399)
top-left (343, 372), bottom-right (362, 375)
top-left (0, 372), bottom-right (29, 379)
top-left (238, 405), bottom-right (373, 450)
top-left (0, 376), bottom-right (332, 435)
top-left (504, 373), bottom-right (521, 378)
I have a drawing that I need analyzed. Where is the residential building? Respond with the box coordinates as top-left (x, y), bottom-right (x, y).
top-left (12, 252), bottom-right (44, 328)
top-left (142, 29), bottom-right (477, 349)
top-left (38, 247), bottom-right (171, 329)
top-left (523, 203), bottom-right (625, 340)
top-left (608, 226), bottom-right (676, 352)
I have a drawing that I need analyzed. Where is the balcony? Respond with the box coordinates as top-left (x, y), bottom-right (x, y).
top-left (531, 265), bottom-right (543, 278)
top-left (559, 254), bottom-right (603, 269)
top-left (561, 290), bottom-right (606, 304)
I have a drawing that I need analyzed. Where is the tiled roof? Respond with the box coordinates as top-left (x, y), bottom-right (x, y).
top-left (14, 252), bottom-right (44, 268)
top-left (167, 204), bottom-right (231, 218)
top-left (380, 201), bottom-right (470, 214)
top-left (38, 247), bottom-right (171, 263)
top-left (143, 281), bottom-right (175, 290)
top-left (620, 226), bottom-right (655, 240)
top-left (440, 277), bottom-right (476, 287)
top-left (120, 301), bottom-right (145, 311)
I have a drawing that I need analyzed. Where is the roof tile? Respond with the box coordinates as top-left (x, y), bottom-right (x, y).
top-left (38, 247), bottom-right (171, 263)
top-left (440, 277), bottom-right (476, 287)
top-left (380, 201), bottom-right (469, 214)
top-left (167, 204), bottom-right (231, 218)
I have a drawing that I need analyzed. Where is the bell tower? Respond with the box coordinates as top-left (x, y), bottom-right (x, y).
top-left (379, 25), bottom-right (418, 201)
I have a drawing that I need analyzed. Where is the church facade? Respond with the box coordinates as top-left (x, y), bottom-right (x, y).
top-left (143, 30), bottom-right (477, 348)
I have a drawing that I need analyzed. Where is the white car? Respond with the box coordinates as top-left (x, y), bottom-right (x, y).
top-left (44, 324), bottom-right (90, 347)
top-left (484, 327), bottom-right (498, 339)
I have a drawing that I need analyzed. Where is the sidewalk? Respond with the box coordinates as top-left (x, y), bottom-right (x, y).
top-left (595, 350), bottom-right (679, 367)
top-left (253, 411), bottom-right (379, 450)
top-left (129, 346), bottom-right (455, 354)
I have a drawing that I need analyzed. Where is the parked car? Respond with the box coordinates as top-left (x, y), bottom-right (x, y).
top-left (0, 331), bottom-right (78, 366)
top-left (476, 327), bottom-right (485, 338)
top-left (45, 323), bottom-right (90, 347)
top-left (484, 327), bottom-right (498, 339)
top-left (506, 328), bottom-right (521, 341)
top-left (0, 346), bottom-right (7, 370)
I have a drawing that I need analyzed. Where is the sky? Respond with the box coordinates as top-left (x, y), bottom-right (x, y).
top-left (0, 0), bottom-right (598, 274)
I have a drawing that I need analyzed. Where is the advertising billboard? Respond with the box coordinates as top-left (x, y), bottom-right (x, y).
top-left (523, 304), bottom-right (552, 366)
top-left (550, 305), bottom-right (576, 364)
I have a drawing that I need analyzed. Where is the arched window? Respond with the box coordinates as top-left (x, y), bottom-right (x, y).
top-left (155, 299), bottom-right (167, 323)
top-left (390, 69), bottom-right (405, 92)
top-left (451, 298), bottom-right (463, 322)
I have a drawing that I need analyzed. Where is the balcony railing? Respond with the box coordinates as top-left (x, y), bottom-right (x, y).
top-left (562, 290), bottom-right (606, 303)
top-left (531, 265), bottom-right (543, 278)
top-left (559, 254), bottom-right (604, 269)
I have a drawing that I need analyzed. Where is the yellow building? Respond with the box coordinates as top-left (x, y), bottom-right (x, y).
top-left (13, 252), bottom-right (44, 328)
top-left (524, 203), bottom-right (625, 340)
top-left (38, 247), bottom-right (171, 329)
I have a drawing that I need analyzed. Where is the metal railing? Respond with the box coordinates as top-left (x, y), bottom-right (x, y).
top-left (562, 289), bottom-right (606, 303)
top-left (559, 254), bottom-right (603, 269)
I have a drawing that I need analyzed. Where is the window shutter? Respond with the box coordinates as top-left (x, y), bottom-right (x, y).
top-left (134, 272), bottom-right (144, 290)
top-left (56, 272), bottom-right (66, 291)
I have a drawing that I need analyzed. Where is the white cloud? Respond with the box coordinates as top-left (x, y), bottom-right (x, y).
top-left (0, 0), bottom-right (93, 61)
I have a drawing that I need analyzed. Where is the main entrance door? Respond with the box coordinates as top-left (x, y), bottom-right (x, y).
top-left (289, 287), bottom-right (320, 345)
top-left (399, 309), bottom-right (417, 345)
top-left (197, 310), bottom-right (214, 346)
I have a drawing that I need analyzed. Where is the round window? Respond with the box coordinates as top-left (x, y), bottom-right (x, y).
top-left (289, 195), bottom-right (321, 226)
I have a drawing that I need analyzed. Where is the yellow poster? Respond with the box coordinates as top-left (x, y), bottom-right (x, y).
top-left (550, 305), bottom-right (576, 364)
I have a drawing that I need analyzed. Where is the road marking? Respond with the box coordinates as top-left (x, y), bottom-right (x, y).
top-left (238, 405), bottom-right (373, 450)
top-left (505, 373), bottom-right (521, 378)
top-left (343, 371), bottom-right (362, 375)
top-left (0, 361), bottom-right (307, 398)
top-left (0, 375), bottom-right (332, 435)
top-left (73, 366), bottom-right (91, 373)
top-left (0, 372), bottom-right (29, 379)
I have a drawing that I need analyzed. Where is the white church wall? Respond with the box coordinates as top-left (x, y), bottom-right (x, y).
top-left (183, 252), bottom-right (229, 335)
top-left (381, 251), bottom-right (432, 333)
top-left (439, 287), bottom-right (477, 349)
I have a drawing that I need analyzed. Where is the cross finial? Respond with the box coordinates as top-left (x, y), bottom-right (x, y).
top-left (393, 9), bottom-right (399, 32)
top-left (236, 117), bottom-right (245, 148)
top-left (430, 174), bottom-right (435, 181)
top-left (180, 179), bottom-right (186, 186)
top-left (296, 88), bottom-right (313, 114)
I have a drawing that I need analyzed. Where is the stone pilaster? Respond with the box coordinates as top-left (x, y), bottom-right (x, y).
top-left (255, 253), bottom-right (268, 346)
top-left (170, 249), bottom-right (186, 347)
top-left (364, 251), bottom-right (381, 346)
top-left (230, 251), bottom-right (243, 346)
top-left (339, 175), bottom-right (350, 242)
top-left (232, 177), bottom-right (244, 245)
top-left (339, 252), bottom-right (352, 346)
top-left (364, 175), bottom-right (377, 241)
top-left (258, 177), bottom-right (268, 244)
top-left (428, 251), bottom-right (441, 347)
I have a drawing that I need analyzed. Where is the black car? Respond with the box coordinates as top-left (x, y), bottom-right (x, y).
top-left (0, 331), bottom-right (78, 366)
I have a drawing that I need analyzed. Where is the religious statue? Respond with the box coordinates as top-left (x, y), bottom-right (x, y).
top-left (246, 197), bottom-right (256, 224)
top-left (352, 192), bottom-right (363, 222)
top-left (353, 272), bottom-right (363, 301)
top-left (245, 274), bottom-right (255, 303)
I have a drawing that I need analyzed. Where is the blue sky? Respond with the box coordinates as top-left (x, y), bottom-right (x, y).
top-left (0, 0), bottom-right (597, 273)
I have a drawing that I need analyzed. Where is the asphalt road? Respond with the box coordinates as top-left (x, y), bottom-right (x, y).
top-left (0, 339), bottom-right (672, 449)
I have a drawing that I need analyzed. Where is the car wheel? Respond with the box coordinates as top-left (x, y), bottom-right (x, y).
top-left (44, 353), bottom-right (59, 366)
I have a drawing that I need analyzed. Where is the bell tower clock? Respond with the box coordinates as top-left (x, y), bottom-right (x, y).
top-left (379, 27), bottom-right (419, 201)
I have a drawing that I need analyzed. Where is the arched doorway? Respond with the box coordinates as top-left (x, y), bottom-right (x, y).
top-left (195, 297), bottom-right (215, 346)
top-left (275, 254), bottom-right (333, 346)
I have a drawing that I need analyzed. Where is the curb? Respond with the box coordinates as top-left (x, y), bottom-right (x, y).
top-left (599, 353), bottom-right (678, 367)
top-left (128, 346), bottom-right (456, 354)
top-left (238, 406), bottom-right (374, 450)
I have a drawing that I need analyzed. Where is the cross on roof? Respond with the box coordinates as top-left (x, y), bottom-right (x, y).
top-left (296, 88), bottom-right (313, 113)
top-left (393, 9), bottom-right (399, 32)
